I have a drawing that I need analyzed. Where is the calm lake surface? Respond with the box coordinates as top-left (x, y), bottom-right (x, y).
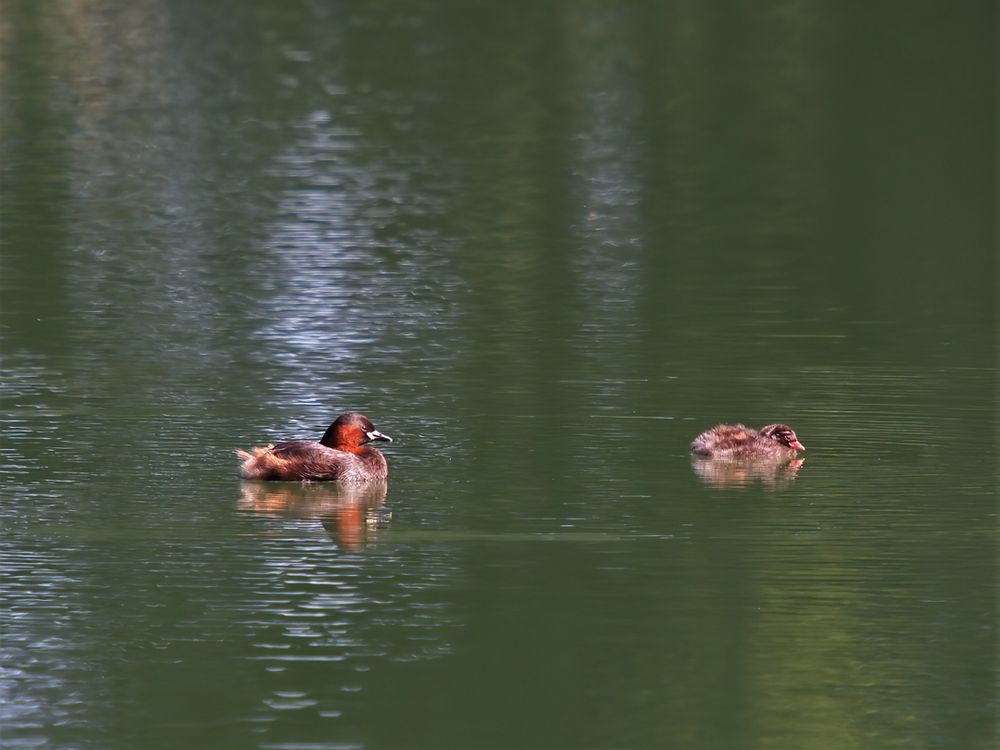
top-left (1, 2), bottom-right (995, 748)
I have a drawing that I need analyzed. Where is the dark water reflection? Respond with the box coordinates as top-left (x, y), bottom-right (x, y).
top-left (1, 1), bottom-right (994, 749)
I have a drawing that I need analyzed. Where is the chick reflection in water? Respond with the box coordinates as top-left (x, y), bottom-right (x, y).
top-left (239, 480), bottom-right (390, 549)
top-left (690, 456), bottom-right (805, 487)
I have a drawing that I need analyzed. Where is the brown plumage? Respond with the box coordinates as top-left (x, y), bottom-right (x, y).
top-left (690, 423), bottom-right (805, 460)
top-left (236, 412), bottom-right (392, 482)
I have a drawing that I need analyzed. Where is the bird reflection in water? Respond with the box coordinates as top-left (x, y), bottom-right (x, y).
top-left (238, 480), bottom-right (391, 549)
top-left (690, 457), bottom-right (805, 488)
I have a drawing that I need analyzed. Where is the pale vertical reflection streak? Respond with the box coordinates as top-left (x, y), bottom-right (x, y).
top-left (260, 112), bottom-right (388, 374)
top-left (563, 6), bottom-right (644, 350)
top-left (255, 105), bottom-right (464, 426)
top-left (550, 7), bottom-right (652, 491)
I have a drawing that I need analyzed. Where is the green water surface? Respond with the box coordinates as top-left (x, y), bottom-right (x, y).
top-left (1, 2), bottom-right (994, 749)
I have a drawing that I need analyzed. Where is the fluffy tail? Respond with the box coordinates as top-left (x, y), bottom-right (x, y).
top-left (234, 444), bottom-right (279, 479)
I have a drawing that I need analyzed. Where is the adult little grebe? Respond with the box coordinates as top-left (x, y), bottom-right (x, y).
top-left (236, 412), bottom-right (392, 482)
top-left (690, 423), bottom-right (805, 460)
